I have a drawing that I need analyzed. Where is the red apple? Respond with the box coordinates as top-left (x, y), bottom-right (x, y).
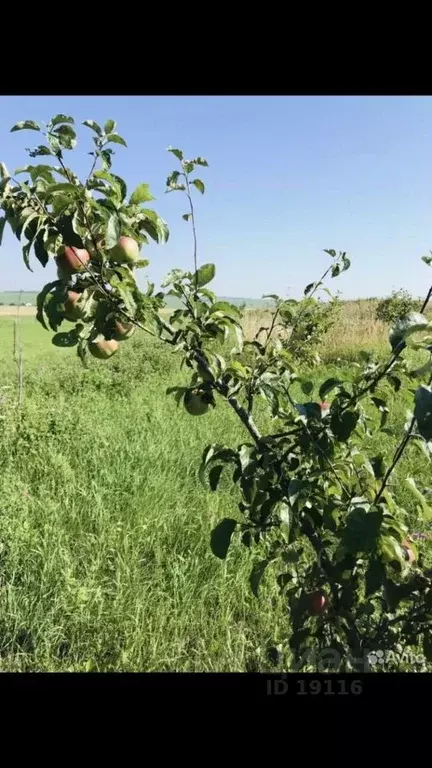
top-left (401, 539), bottom-right (416, 564)
top-left (109, 236), bottom-right (140, 266)
top-left (56, 246), bottom-right (90, 274)
top-left (89, 338), bottom-right (119, 360)
top-left (112, 318), bottom-right (136, 341)
top-left (64, 290), bottom-right (82, 322)
top-left (308, 590), bottom-right (328, 615)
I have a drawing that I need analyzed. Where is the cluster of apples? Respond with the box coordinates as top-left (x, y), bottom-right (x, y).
top-left (56, 236), bottom-right (139, 360)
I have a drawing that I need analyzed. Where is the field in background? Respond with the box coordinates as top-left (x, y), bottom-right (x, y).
top-left (0, 304), bottom-right (431, 671)
top-left (0, 296), bottom-right (393, 359)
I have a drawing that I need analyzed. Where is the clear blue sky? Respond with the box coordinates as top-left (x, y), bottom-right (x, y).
top-left (1, 95), bottom-right (432, 299)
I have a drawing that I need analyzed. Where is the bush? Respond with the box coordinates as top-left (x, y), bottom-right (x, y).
top-left (283, 296), bottom-right (341, 365)
top-left (376, 289), bottom-right (417, 324)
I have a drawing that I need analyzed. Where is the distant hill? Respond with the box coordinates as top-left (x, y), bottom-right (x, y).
top-left (0, 291), bottom-right (273, 309)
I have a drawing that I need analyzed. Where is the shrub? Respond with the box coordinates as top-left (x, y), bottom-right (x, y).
top-left (376, 289), bottom-right (418, 325)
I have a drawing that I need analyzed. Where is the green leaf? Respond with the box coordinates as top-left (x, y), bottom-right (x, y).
top-left (422, 255), bottom-right (432, 267)
top-left (249, 560), bottom-right (270, 597)
top-left (209, 465), bottom-right (224, 491)
top-left (191, 178), bottom-right (205, 194)
top-left (210, 301), bottom-right (241, 318)
top-left (100, 149), bottom-right (113, 170)
top-left (107, 133), bottom-right (127, 147)
top-left (82, 119), bottom-right (102, 135)
top-left (0, 162), bottom-right (10, 179)
top-left (304, 282), bottom-right (315, 296)
top-left (130, 183), bottom-right (154, 205)
top-left (275, 501), bottom-right (290, 527)
top-left (138, 211), bottom-right (169, 244)
top-left (330, 410), bottom-right (359, 442)
top-left (226, 360), bottom-right (248, 379)
top-left (46, 182), bottom-right (79, 196)
top-left (370, 455), bottom-right (386, 480)
top-left (191, 156), bottom-right (209, 167)
top-left (341, 253), bottom-right (351, 272)
top-left (51, 114), bottom-right (74, 126)
top-left (22, 242), bottom-right (32, 272)
top-left (36, 281), bottom-right (60, 331)
top-left (210, 518), bottom-right (237, 559)
top-left (194, 263), bottom-right (215, 288)
top-left (53, 124), bottom-right (77, 149)
top-left (34, 235), bottom-right (50, 268)
top-left (288, 479), bottom-right (302, 506)
top-left (105, 214), bottom-right (120, 249)
top-left (52, 331), bottom-right (78, 348)
top-left (0, 216), bottom-right (5, 247)
top-left (11, 120), bottom-right (40, 132)
top-left (104, 119), bottom-right (116, 134)
top-left (93, 170), bottom-right (125, 201)
top-left (167, 147), bottom-right (184, 161)
top-left (183, 213), bottom-right (191, 221)
top-left (233, 324), bottom-right (243, 354)
top-left (30, 165), bottom-right (55, 184)
top-left (414, 386), bottom-right (432, 441)
top-left (365, 558), bottom-right (385, 597)
top-left (27, 145), bottom-right (53, 157)
top-left (319, 378), bottom-right (342, 401)
top-left (389, 311), bottom-right (430, 352)
top-left (342, 507), bottom-right (383, 555)
top-left (299, 378), bottom-right (314, 396)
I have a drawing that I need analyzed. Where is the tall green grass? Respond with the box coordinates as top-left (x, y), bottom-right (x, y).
top-left (0, 316), bottom-right (430, 671)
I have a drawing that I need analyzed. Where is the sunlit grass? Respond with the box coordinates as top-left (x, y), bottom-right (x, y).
top-left (0, 309), bottom-right (430, 671)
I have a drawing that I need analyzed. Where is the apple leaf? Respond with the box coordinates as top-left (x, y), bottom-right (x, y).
top-left (194, 263), bottom-right (215, 288)
top-left (414, 386), bottom-right (432, 441)
top-left (82, 120), bottom-right (102, 135)
top-left (104, 119), bottom-right (116, 134)
top-left (249, 559), bottom-right (270, 597)
top-left (51, 115), bottom-right (74, 126)
top-left (11, 120), bottom-right (40, 133)
top-left (210, 518), bottom-right (237, 559)
top-left (191, 179), bottom-right (205, 194)
top-left (167, 147), bottom-right (184, 161)
top-left (107, 133), bottom-right (127, 147)
top-left (130, 183), bottom-right (154, 205)
top-left (105, 214), bottom-right (120, 250)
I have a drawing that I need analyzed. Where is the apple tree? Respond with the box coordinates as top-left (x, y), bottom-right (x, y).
top-left (2, 115), bottom-right (432, 672)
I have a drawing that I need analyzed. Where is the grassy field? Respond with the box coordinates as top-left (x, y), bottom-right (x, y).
top-left (0, 304), bottom-right (431, 671)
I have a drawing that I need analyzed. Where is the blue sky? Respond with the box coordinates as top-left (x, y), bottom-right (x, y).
top-left (1, 95), bottom-right (432, 299)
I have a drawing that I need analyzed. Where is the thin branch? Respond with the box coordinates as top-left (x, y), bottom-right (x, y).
top-left (183, 172), bottom-right (198, 285)
top-left (344, 280), bottom-right (432, 411)
top-left (375, 371), bottom-right (432, 502)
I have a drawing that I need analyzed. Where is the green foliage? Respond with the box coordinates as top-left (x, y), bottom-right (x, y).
top-left (376, 289), bottom-right (418, 325)
top-left (2, 115), bottom-right (432, 674)
top-left (283, 294), bottom-right (342, 365)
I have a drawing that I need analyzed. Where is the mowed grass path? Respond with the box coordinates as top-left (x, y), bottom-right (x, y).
top-left (0, 315), bottom-right (430, 671)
